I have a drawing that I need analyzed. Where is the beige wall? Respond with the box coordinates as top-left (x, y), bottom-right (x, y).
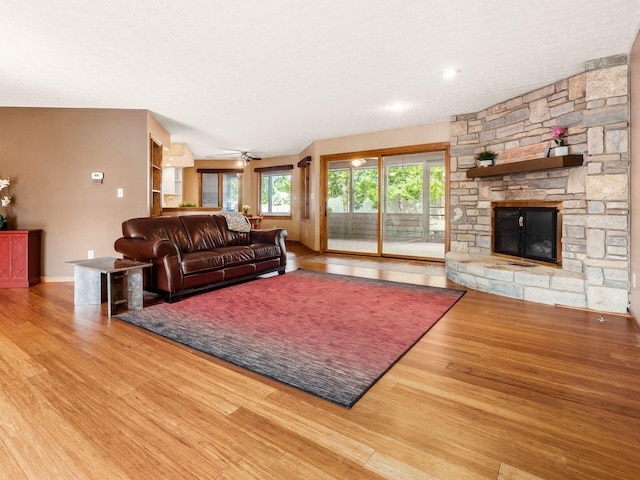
top-left (297, 142), bottom-right (317, 248)
top-left (0, 107), bottom-right (169, 279)
top-left (630, 31), bottom-right (640, 316)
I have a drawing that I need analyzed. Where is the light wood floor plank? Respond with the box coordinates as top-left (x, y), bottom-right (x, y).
top-left (0, 375), bottom-right (130, 480)
top-left (244, 396), bottom-right (376, 465)
top-left (264, 389), bottom-right (501, 479)
top-left (268, 451), bottom-right (342, 480)
top-left (498, 463), bottom-right (547, 480)
top-left (228, 407), bottom-right (387, 479)
top-left (364, 451), bottom-right (443, 480)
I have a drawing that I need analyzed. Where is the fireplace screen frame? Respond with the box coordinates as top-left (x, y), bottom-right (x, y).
top-left (491, 201), bottom-right (562, 266)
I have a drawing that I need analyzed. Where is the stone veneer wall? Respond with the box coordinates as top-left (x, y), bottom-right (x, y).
top-left (448, 55), bottom-right (630, 313)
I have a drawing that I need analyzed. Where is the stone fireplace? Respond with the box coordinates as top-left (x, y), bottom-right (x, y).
top-left (445, 55), bottom-right (630, 314)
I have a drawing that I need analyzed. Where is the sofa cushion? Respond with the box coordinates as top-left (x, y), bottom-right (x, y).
top-left (216, 246), bottom-right (255, 267)
top-left (122, 217), bottom-right (191, 253)
top-left (210, 215), bottom-right (251, 247)
top-left (180, 215), bottom-right (227, 252)
top-left (181, 251), bottom-right (224, 275)
top-left (226, 230), bottom-right (251, 246)
top-left (250, 243), bottom-right (281, 260)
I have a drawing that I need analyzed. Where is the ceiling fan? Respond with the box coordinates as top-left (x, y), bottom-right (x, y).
top-left (239, 151), bottom-right (262, 166)
top-left (207, 149), bottom-right (262, 167)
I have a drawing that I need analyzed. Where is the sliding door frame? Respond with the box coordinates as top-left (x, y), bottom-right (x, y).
top-left (320, 142), bottom-right (450, 258)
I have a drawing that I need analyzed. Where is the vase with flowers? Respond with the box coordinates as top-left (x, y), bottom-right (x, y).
top-left (242, 204), bottom-right (251, 215)
top-left (551, 126), bottom-right (568, 157)
top-left (0, 177), bottom-right (12, 230)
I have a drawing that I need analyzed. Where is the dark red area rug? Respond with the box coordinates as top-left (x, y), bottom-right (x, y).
top-left (116, 270), bottom-right (465, 408)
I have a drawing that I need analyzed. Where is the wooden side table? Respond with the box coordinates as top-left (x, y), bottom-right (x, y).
top-left (67, 257), bottom-right (152, 317)
top-left (245, 215), bottom-right (263, 229)
top-left (0, 229), bottom-right (42, 288)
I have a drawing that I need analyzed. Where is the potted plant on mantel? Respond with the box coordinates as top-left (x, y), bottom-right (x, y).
top-left (551, 126), bottom-right (569, 157)
top-left (475, 150), bottom-right (498, 167)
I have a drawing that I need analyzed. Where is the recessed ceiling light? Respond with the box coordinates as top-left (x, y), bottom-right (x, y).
top-left (441, 68), bottom-right (461, 79)
top-left (384, 102), bottom-right (412, 112)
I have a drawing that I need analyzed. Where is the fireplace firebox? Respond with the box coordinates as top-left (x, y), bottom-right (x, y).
top-left (492, 203), bottom-right (560, 265)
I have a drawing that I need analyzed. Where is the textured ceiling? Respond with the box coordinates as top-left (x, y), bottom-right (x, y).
top-left (1, 1), bottom-right (639, 159)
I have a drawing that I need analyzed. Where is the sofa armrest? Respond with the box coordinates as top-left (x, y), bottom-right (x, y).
top-left (250, 228), bottom-right (287, 246)
top-left (114, 237), bottom-right (181, 260)
top-left (114, 237), bottom-right (185, 293)
top-left (251, 228), bottom-right (288, 268)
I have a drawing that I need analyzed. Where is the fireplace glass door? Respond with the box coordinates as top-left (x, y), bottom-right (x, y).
top-left (494, 207), bottom-right (558, 264)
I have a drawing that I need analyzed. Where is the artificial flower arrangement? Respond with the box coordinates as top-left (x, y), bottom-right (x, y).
top-left (551, 126), bottom-right (566, 146)
top-left (242, 204), bottom-right (251, 214)
top-left (0, 177), bottom-right (12, 229)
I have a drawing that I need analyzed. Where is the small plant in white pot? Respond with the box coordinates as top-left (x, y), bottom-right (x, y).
top-left (475, 150), bottom-right (497, 167)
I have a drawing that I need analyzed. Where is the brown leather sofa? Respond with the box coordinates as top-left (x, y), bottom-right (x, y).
top-left (114, 214), bottom-right (287, 302)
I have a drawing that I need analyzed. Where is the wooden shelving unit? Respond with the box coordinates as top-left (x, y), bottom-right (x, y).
top-left (466, 154), bottom-right (583, 178)
top-left (150, 137), bottom-right (163, 217)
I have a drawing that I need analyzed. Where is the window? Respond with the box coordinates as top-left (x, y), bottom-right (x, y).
top-left (197, 169), bottom-right (242, 211)
top-left (222, 173), bottom-right (239, 211)
top-left (258, 166), bottom-right (292, 216)
top-left (201, 173), bottom-right (219, 207)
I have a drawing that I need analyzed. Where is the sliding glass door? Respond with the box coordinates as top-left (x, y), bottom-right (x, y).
top-left (381, 152), bottom-right (445, 259)
top-left (326, 159), bottom-right (378, 254)
top-left (324, 149), bottom-right (446, 260)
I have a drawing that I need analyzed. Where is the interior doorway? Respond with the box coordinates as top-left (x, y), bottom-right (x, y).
top-left (322, 144), bottom-right (448, 261)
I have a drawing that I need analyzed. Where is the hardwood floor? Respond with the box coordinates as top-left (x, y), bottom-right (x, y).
top-left (1, 243), bottom-right (639, 479)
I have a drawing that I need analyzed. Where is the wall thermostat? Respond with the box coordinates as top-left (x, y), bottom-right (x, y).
top-left (91, 172), bottom-right (104, 184)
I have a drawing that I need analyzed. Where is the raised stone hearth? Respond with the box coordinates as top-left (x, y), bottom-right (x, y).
top-left (447, 55), bottom-right (630, 313)
top-left (446, 252), bottom-right (587, 308)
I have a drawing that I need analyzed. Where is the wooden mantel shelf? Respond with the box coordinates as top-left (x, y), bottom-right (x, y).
top-left (466, 154), bottom-right (584, 178)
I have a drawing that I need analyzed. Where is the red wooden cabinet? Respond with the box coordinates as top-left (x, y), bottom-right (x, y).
top-left (0, 230), bottom-right (42, 288)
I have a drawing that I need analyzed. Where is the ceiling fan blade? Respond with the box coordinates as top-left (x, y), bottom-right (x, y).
top-left (205, 149), bottom-right (262, 161)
